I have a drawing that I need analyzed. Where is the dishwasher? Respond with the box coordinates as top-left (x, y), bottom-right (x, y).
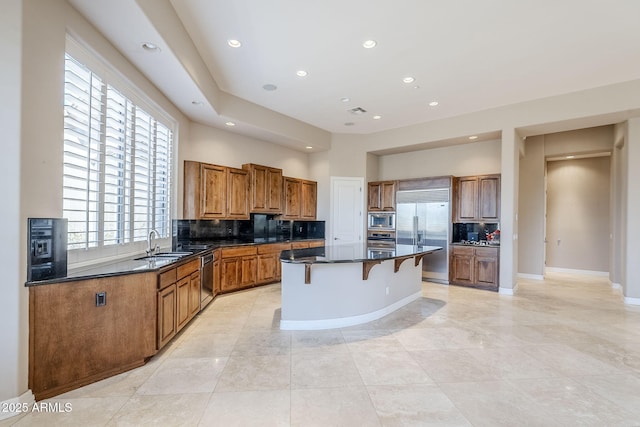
top-left (200, 252), bottom-right (214, 309)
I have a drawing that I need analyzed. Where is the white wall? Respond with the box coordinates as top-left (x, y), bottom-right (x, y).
top-left (518, 136), bottom-right (546, 276)
top-left (309, 150), bottom-right (330, 222)
top-left (0, 0), bottom-right (26, 406)
top-left (625, 118), bottom-right (640, 302)
top-left (378, 139), bottom-right (501, 180)
top-left (546, 156), bottom-right (611, 272)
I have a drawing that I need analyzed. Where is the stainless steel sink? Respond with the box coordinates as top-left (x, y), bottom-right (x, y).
top-left (134, 251), bottom-right (192, 261)
top-left (134, 255), bottom-right (181, 262)
top-left (155, 251), bottom-right (193, 257)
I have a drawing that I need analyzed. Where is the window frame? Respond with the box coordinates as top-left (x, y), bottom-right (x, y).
top-left (63, 36), bottom-right (176, 257)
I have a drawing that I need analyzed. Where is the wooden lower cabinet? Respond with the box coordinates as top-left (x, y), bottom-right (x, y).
top-left (240, 256), bottom-right (257, 287)
top-left (257, 243), bottom-right (291, 284)
top-left (176, 276), bottom-right (191, 331)
top-left (157, 283), bottom-right (177, 349)
top-left (157, 258), bottom-right (201, 349)
top-left (29, 273), bottom-right (157, 400)
top-left (219, 240), bottom-right (324, 292)
top-left (450, 245), bottom-right (499, 291)
top-left (220, 246), bottom-right (258, 293)
top-left (474, 248), bottom-right (499, 288)
top-left (450, 246), bottom-right (475, 285)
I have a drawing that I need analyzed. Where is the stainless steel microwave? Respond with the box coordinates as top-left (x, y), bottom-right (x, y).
top-left (368, 212), bottom-right (395, 230)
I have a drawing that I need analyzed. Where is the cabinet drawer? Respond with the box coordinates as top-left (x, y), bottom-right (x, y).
top-left (158, 268), bottom-right (177, 290)
top-left (257, 243), bottom-right (290, 254)
top-left (291, 241), bottom-right (310, 249)
top-left (451, 246), bottom-right (474, 256)
top-left (177, 259), bottom-right (200, 279)
top-left (221, 246), bottom-right (257, 258)
top-left (474, 246), bottom-right (499, 257)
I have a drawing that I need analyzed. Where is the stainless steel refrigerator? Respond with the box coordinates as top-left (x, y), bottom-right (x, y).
top-left (396, 189), bottom-right (450, 283)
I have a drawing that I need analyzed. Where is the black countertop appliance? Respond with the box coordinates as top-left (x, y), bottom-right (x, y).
top-left (28, 218), bottom-right (67, 282)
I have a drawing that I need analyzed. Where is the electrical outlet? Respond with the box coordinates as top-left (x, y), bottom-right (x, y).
top-left (95, 292), bottom-right (106, 307)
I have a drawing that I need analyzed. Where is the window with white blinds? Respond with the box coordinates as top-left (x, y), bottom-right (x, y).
top-left (63, 53), bottom-right (173, 251)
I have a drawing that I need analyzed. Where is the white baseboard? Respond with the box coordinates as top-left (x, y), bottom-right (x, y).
top-left (280, 291), bottom-right (422, 330)
top-left (518, 273), bottom-right (544, 281)
top-left (624, 296), bottom-right (640, 306)
top-left (545, 267), bottom-right (609, 277)
top-left (499, 282), bottom-right (518, 296)
top-left (0, 390), bottom-right (35, 420)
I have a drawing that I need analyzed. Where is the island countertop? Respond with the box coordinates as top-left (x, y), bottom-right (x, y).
top-left (280, 243), bottom-right (442, 264)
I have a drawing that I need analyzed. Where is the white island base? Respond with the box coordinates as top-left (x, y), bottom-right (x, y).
top-left (280, 257), bottom-right (423, 330)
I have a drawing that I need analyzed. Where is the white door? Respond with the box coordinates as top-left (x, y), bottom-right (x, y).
top-left (330, 177), bottom-right (364, 244)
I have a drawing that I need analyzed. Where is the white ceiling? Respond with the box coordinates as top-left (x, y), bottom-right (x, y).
top-left (68, 0), bottom-right (640, 151)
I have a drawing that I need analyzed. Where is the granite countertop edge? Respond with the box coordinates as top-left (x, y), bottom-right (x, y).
top-left (25, 237), bottom-right (325, 287)
top-left (281, 244), bottom-right (443, 265)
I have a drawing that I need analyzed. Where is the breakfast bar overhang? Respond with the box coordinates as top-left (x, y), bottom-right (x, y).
top-left (279, 244), bottom-right (443, 330)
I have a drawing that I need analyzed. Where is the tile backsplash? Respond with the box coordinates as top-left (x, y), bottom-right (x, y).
top-left (452, 223), bottom-right (499, 242)
top-left (173, 214), bottom-right (325, 247)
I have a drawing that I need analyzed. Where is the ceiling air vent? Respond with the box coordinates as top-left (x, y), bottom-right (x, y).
top-left (347, 107), bottom-right (367, 115)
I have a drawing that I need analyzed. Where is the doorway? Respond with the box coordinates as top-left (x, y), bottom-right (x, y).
top-left (545, 156), bottom-right (610, 274)
top-left (330, 177), bottom-right (364, 244)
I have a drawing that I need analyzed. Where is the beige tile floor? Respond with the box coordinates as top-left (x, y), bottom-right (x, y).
top-left (4, 272), bottom-right (640, 426)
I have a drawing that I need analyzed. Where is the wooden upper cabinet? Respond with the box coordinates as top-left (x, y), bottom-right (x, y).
top-left (283, 177), bottom-right (302, 219)
top-left (368, 181), bottom-right (396, 211)
top-left (453, 174), bottom-right (500, 222)
top-left (184, 161), bottom-right (249, 220)
top-left (226, 167), bottom-right (249, 219)
top-left (242, 163), bottom-right (283, 213)
top-left (455, 177), bottom-right (479, 221)
top-left (478, 175), bottom-right (500, 221)
top-left (301, 180), bottom-right (317, 219)
top-left (284, 177), bottom-right (317, 220)
top-left (201, 164), bottom-right (227, 218)
top-left (184, 161), bottom-right (227, 219)
top-left (185, 160), bottom-right (312, 220)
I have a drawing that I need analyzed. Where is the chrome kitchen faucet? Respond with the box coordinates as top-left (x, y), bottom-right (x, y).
top-left (146, 229), bottom-right (160, 256)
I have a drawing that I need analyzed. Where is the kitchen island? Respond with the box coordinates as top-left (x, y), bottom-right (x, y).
top-left (280, 243), bottom-right (442, 330)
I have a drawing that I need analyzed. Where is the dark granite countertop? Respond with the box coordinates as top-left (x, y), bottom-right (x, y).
top-left (281, 244), bottom-right (442, 264)
top-left (26, 237), bottom-right (325, 286)
top-left (451, 242), bottom-right (500, 247)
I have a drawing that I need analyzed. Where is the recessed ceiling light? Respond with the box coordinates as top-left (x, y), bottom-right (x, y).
top-left (344, 122), bottom-right (355, 126)
top-left (362, 40), bottom-right (377, 49)
top-left (262, 84), bottom-right (278, 91)
top-left (296, 70), bottom-right (308, 77)
top-left (429, 101), bottom-right (439, 107)
top-left (227, 39), bottom-right (242, 48)
top-left (468, 135), bottom-right (478, 140)
top-left (305, 146), bottom-right (313, 150)
top-left (566, 155), bottom-right (575, 159)
top-left (141, 42), bottom-right (160, 52)
top-left (373, 115), bottom-right (381, 120)
top-left (403, 77), bottom-right (415, 84)
top-left (413, 85), bottom-right (420, 89)
top-left (225, 121), bottom-right (236, 126)
top-left (341, 97), bottom-right (350, 103)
